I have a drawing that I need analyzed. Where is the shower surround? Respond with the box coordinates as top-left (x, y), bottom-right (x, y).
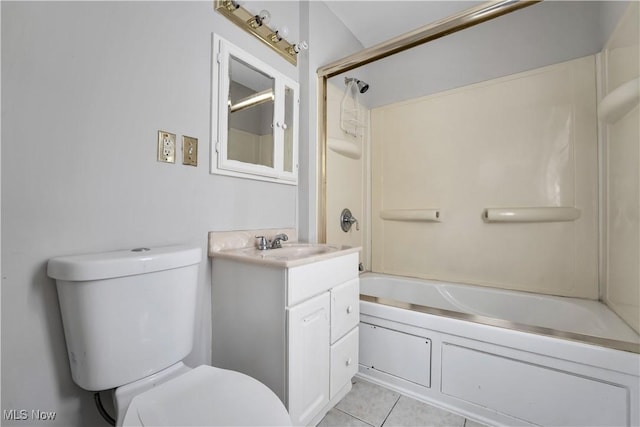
top-left (371, 54), bottom-right (599, 299)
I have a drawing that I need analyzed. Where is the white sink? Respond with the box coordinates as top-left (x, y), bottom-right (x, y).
top-left (263, 244), bottom-right (337, 259)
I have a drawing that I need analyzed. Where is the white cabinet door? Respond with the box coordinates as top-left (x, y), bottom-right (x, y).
top-left (287, 292), bottom-right (330, 426)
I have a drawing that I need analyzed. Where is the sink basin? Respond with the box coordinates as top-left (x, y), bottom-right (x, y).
top-left (263, 244), bottom-right (337, 259)
top-left (213, 242), bottom-right (359, 267)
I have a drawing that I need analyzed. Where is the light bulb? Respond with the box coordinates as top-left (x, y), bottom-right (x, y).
top-left (258, 9), bottom-right (271, 25)
top-left (278, 26), bottom-right (289, 39)
top-left (293, 40), bottom-right (308, 53)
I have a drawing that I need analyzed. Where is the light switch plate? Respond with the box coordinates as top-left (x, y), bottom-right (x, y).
top-left (182, 136), bottom-right (198, 166)
top-left (157, 131), bottom-right (176, 163)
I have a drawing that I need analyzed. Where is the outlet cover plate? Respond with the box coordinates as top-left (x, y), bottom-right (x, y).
top-left (182, 136), bottom-right (198, 166)
top-left (157, 131), bottom-right (176, 163)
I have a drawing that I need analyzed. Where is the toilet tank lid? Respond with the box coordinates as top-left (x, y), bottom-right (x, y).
top-left (47, 245), bottom-right (202, 281)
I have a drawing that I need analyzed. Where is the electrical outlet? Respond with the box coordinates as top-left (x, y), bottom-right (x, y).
top-left (157, 131), bottom-right (176, 163)
top-left (182, 136), bottom-right (198, 166)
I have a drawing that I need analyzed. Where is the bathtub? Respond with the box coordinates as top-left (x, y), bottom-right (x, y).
top-left (358, 273), bottom-right (640, 427)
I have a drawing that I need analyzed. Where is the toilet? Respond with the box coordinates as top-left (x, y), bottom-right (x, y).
top-left (48, 245), bottom-right (291, 427)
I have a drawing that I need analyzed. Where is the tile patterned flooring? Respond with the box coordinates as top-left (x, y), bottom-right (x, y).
top-left (317, 378), bottom-right (489, 427)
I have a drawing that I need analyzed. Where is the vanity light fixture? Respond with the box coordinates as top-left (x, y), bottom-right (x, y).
top-left (248, 9), bottom-right (270, 29)
top-left (286, 41), bottom-right (308, 57)
top-left (223, 0), bottom-right (240, 12)
top-left (269, 26), bottom-right (289, 43)
top-left (214, 0), bottom-right (303, 66)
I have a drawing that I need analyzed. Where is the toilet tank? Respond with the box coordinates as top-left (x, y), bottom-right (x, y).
top-left (47, 245), bottom-right (202, 391)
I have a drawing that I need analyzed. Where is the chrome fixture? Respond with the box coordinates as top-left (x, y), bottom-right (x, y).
top-left (215, 0), bottom-right (307, 66)
top-left (340, 209), bottom-right (359, 232)
top-left (270, 233), bottom-right (289, 249)
top-left (345, 77), bottom-right (369, 94)
top-left (255, 233), bottom-right (289, 250)
top-left (256, 236), bottom-right (269, 250)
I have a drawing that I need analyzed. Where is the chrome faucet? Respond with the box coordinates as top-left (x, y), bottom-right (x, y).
top-left (255, 233), bottom-right (289, 250)
top-left (269, 233), bottom-right (289, 249)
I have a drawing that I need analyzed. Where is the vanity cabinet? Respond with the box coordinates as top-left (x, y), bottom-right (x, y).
top-left (211, 251), bottom-right (359, 426)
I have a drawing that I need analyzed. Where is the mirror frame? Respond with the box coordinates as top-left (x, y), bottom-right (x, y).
top-left (211, 34), bottom-right (299, 185)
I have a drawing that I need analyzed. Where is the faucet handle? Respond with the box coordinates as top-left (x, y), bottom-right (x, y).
top-left (340, 209), bottom-right (359, 232)
top-left (255, 236), bottom-right (268, 251)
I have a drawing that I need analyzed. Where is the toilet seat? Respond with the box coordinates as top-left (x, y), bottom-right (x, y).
top-left (122, 365), bottom-right (291, 426)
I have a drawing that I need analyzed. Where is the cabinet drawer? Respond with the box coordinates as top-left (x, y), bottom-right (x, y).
top-left (330, 278), bottom-right (360, 343)
top-left (287, 253), bottom-right (358, 306)
top-left (330, 326), bottom-right (358, 399)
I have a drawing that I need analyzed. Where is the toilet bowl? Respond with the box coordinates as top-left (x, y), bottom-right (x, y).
top-left (119, 364), bottom-right (291, 427)
top-left (48, 245), bottom-right (291, 426)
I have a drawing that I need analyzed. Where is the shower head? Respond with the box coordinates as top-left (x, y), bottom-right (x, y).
top-left (357, 80), bottom-right (369, 94)
top-left (345, 77), bottom-right (370, 94)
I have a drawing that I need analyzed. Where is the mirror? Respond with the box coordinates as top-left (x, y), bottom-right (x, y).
top-left (227, 57), bottom-right (275, 168)
top-left (212, 34), bottom-right (299, 185)
top-left (283, 85), bottom-right (295, 173)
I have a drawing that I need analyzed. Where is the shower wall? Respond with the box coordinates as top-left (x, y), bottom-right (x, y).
top-left (326, 81), bottom-right (370, 269)
top-left (370, 55), bottom-right (599, 298)
top-left (601, 3), bottom-right (639, 333)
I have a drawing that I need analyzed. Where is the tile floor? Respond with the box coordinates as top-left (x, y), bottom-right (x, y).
top-left (317, 378), bottom-right (489, 427)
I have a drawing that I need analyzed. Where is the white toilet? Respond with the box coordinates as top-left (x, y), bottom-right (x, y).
top-left (48, 245), bottom-right (292, 427)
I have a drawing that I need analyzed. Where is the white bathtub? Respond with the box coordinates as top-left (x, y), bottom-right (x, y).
top-left (358, 273), bottom-right (640, 427)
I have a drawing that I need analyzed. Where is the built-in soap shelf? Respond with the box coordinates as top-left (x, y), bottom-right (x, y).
top-left (483, 207), bottom-right (581, 223)
top-left (598, 77), bottom-right (640, 123)
top-left (380, 209), bottom-right (441, 222)
top-left (328, 137), bottom-right (362, 160)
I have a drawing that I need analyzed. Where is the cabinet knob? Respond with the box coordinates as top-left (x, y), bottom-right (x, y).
top-left (346, 358), bottom-right (352, 367)
top-left (346, 305), bottom-right (353, 314)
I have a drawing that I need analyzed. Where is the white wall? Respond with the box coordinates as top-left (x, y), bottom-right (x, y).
top-left (1, 1), bottom-right (298, 426)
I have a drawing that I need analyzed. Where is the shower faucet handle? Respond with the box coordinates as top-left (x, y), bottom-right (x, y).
top-left (340, 208), bottom-right (359, 232)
